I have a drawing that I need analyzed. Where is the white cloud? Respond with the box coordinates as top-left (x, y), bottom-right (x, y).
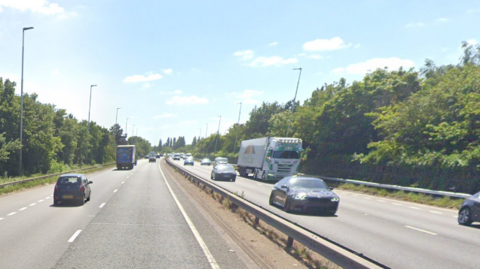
top-left (332, 57), bottom-right (416, 75)
top-left (123, 73), bottom-right (162, 83)
top-left (303, 37), bottom-right (351, 51)
top-left (308, 55), bottom-right (324, 60)
top-left (163, 69), bottom-right (173, 75)
top-left (0, 0), bottom-right (65, 15)
top-left (159, 90), bottom-right (183, 95)
top-left (0, 73), bottom-right (19, 82)
top-left (247, 56), bottom-right (298, 67)
top-left (233, 50), bottom-right (254, 60)
top-left (154, 113), bottom-right (177, 119)
top-left (165, 95), bottom-right (208, 105)
top-left (227, 89), bottom-right (263, 104)
top-left (405, 22), bottom-right (426, 28)
top-left (268, 42), bottom-right (278, 47)
top-left (437, 17), bottom-right (449, 22)
top-left (466, 39), bottom-right (478, 45)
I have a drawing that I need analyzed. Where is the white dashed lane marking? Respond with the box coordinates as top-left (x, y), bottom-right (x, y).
top-left (7, 212), bottom-right (16, 216)
top-left (38, 199), bottom-right (44, 203)
top-left (99, 203), bottom-right (106, 208)
top-left (29, 203), bottom-right (36, 206)
top-left (430, 211), bottom-right (442, 215)
top-left (68, 230), bottom-right (82, 242)
top-left (410, 207), bottom-right (420, 210)
top-left (405, 225), bottom-right (437, 235)
top-left (392, 203), bottom-right (402, 206)
top-left (113, 189), bottom-right (118, 193)
top-left (19, 207), bottom-right (27, 211)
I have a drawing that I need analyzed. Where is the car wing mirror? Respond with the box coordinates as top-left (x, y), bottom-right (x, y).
top-left (89, 181), bottom-right (93, 184)
top-left (329, 187), bottom-right (334, 190)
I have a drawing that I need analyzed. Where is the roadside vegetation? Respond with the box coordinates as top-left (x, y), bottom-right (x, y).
top-left (337, 183), bottom-right (464, 209)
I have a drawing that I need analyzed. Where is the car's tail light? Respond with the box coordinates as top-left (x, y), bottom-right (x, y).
top-left (79, 184), bottom-right (85, 192)
top-left (55, 184), bottom-right (59, 191)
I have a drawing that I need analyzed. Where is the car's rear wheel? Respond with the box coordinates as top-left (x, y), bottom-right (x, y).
top-left (284, 198), bottom-right (292, 213)
top-left (269, 193), bottom-right (274, 205)
top-left (87, 193), bottom-right (91, 202)
top-left (79, 195), bottom-right (85, 206)
top-left (458, 207), bottom-right (473, 225)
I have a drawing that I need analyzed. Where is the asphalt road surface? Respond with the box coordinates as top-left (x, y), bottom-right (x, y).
top-left (0, 159), bottom-right (257, 269)
top-left (174, 158), bottom-right (480, 269)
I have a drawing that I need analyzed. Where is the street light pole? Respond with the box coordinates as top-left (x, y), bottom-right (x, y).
top-left (87, 84), bottom-right (97, 132)
top-left (19, 26), bottom-right (34, 177)
top-left (116, 108), bottom-right (121, 125)
top-left (132, 124), bottom-right (135, 137)
top-left (125, 118), bottom-right (129, 137)
top-left (286, 67), bottom-right (302, 136)
top-left (233, 102), bottom-right (242, 154)
top-left (214, 115), bottom-right (221, 152)
top-left (205, 124), bottom-right (208, 138)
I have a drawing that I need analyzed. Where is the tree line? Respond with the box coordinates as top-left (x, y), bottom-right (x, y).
top-left (173, 41), bottom-right (480, 193)
top-left (0, 79), bottom-right (153, 178)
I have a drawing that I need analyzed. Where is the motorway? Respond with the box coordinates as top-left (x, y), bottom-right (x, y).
top-left (0, 159), bottom-right (257, 269)
top-left (172, 158), bottom-right (480, 269)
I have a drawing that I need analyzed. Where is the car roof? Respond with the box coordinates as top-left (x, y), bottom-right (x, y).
top-left (59, 173), bottom-right (85, 177)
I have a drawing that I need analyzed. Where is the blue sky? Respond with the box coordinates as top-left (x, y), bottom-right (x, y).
top-left (1, 0), bottom-right (479, 147)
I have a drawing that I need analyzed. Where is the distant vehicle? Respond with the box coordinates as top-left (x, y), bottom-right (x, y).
top-left (213, 157), bottom-right (228, 166)
top-left (201, 158), bottom-right (212, 166)
top-left (180, 153), bottom-right (186, 159)
top-left (184, 157), bottom-right (194, 166)
top-left (173, 153), bottom-right (181, 160)
top-left (156, 154), bottom-right (160, 158)
top-left (269, 176), bottom-right (339, 215)
top-left (116, 145), bottom-right (136, 170)
top-left (149, 156), bottom-right (156, 163)
top-left (53, 174), bottom-right (92, 206)
top-left (145, 156), bottom-right (149, 159)
top-left (211, 164), bottom-right (236, 182)
top-left (186, 153), bottom-right (192, 158)
top-left (237, 137), bottom-right (303, 181)
top-left (458, 191), bottom-right (480, 225)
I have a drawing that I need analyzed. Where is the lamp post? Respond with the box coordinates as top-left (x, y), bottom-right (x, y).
top-left (19, 26), bottom-right (34, 177)
top-left (214, 115), bottom-right (221, 152)
top-left (132, 124), bottom-right (135, 137)
top-left (87, 84), bottom-right (97, 132)
top-left (286, 67), bottom-right (302, 136)
top-left (116, 108), bottom-right (121, 125)
top-left (205, 124), bottom-right (208, 138)
top-left (125, 118), bottom-right (129, 137)
top-left (233, 102), bottom-right (242, 154)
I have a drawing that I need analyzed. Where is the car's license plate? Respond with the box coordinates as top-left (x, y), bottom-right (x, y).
top-left (63, 195), bottom-right (73, 199)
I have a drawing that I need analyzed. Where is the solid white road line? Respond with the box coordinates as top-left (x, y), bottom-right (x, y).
top-left (113, 189), bottom-right (118, 193)
top-left (99, 203), bottom-right (106, 208)
top-left (158, 165), bottom-right (220, 269)
top-left (7, 212), bottom-right (16, 216)
top-left (405, 225), bottom-right (437, 235)
top-left (19, 207), bottom-right (27, 211)
top-left (68, 230), bottom-right (82, 242)
top-left (29, 203), bottom-right (36, 206)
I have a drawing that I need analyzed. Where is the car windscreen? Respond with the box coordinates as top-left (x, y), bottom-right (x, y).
top-left (290, 179), bottom-right (327, 189)
top-left (57, 177), bottom-right (81, 185)
top-left (272, 150), bottom-right (300, 159)
top-left (217, 165), bottom-right (235, 172)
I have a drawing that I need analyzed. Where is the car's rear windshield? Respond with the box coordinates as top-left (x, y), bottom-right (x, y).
top-left (290, 179), bottom-right (327, 189)
top-left (57, 177), bottom-right (81, 185)
top-left (216, 158), bottom-right (228, 162)
top-left (217, 165), bottom-right (235, 172)
top-left (272, 150), bottom-right (300, 159)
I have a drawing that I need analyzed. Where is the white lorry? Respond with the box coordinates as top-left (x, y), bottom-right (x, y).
top-left (237, 137), bottom-right (303, 181)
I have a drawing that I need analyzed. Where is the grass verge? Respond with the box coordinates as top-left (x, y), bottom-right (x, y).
top-left (337, 183), bottom-right (464, 209)
top-left (0, 163), bottom-right (116, 196)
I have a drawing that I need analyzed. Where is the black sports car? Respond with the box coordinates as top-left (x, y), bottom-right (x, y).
top-left (211, 164), bottom-right (236, 182)
top-left (458, 191), bottom-right (480, 225)
top-left (269, 176), bottom-right (339, 215)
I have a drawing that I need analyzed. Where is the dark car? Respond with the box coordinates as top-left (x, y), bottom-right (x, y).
top-left (201, 158), bottom-right (212, 166)
top-left (184, 157), bottom-right (194, 166)
top-left (458, 191), bottom-right (480, 225)
top-left (149, 156), bottom-right (156, 163)
top-left (211, 164), bottom-right (237, 182)
top-left (269, 176), bottom-right (339, 215)
top-left (53, 174), bottom-right (92, 206)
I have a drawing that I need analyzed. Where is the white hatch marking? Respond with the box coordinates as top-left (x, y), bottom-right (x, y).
top-left (405, 225), bottom-right (437, 235)
top-left (19, 207), bottom-right (28, 211)
top-left (29, 203), bottom-right (36, 206)
top-left (68, 230), bottom-right (82, 242)
top-left (7, 212), bottom-right (16, 216)
top-left (99, 203), bottom-right (106, 208)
